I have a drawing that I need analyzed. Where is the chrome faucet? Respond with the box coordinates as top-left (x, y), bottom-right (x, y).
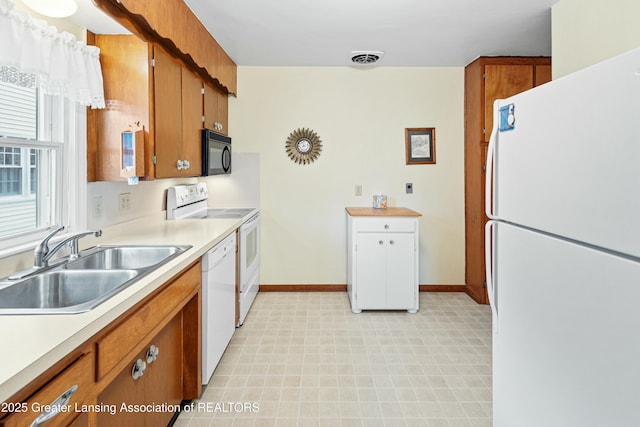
top-left (34, 227), bottom-right (103, 267)
top-left (33, 226), bottom-right (65, 267)
top-left (6, 227), bottom-right (103, 281)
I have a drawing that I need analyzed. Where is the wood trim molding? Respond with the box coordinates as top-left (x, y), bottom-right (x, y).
top-left (260, 284), bottom-right (347, 292)
top-left (92, 0), bottom-right (236, 95)
top-left (465, 285), bottom-right (488, 304)
top-left (419, 284), bottom-right (466, 292)
top-left (260, 284), bottom-right (467, 293)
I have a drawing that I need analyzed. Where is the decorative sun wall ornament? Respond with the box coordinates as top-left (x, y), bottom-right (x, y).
top-left (285, 128), bottom-right (322, 165)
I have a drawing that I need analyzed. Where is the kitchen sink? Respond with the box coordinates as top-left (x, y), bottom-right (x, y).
top-left (0, 245), bottom-right (191, 315)
top-left (0, 270), bottom-right (138, 313)
top-left (65, 245), bottom-right (187, 270)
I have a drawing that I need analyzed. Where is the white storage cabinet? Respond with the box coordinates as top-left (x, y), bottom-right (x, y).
top-left (346, 207), bottom-right (421, 313)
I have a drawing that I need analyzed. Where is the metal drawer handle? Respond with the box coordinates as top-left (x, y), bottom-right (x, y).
top-left (146, 345), bottom-right (159, 364)
top-left (132, 358), bottom-right (147, 380)
top-left (30, 384), bottom-right (78, 427)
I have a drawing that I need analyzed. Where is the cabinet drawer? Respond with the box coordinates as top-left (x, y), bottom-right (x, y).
top-left (1, 353), bottom-right (94, 427)
top-left (96, 262), bottom-right (200, 380)
top-left (352, 217), bottom-right (417, 233)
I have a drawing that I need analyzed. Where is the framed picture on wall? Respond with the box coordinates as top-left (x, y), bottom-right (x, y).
top-left (405, 127), bottom-right (436, 165)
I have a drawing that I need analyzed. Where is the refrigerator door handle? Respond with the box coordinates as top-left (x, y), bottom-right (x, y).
top-left (485, 220), bottom-right (498, 333)
top-left (485, 99), bottom-right (502, 220)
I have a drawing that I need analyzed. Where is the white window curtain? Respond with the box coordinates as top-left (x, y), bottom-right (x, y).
top-left (0, 0), bottom-right (105, 109)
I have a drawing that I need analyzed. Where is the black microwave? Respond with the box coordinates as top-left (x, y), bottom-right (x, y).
top-left (202, 129), bottom-right (231, 176)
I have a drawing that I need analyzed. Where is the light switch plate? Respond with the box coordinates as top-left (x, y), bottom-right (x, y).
top-left (92, 196), bottom-right (103, 218)
top-left (406, 183), bottom-right (413, 194)
top-left (119, 193), bottom-right (131, 210)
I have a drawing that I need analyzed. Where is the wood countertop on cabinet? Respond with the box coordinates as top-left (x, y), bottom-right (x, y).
top-left (345, 207), bottom-right (422, 217)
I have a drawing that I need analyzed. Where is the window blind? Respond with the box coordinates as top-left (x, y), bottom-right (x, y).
top-left (0, 81), bottom-right (37, 139)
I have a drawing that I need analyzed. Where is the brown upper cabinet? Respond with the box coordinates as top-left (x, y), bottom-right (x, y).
top-left (472, 60), bottom-right (552, 143)
top-left (88, 36), bottom-right (220, 181)
top-left (87, 0), bottom-right (237, 181)
top-left (464, 57), bottom-right (551, 304)
top-left (203, 83), bottom-right (229, 136)
top-left (91, 0), bottom-right (237, 95)
top-left (153, 46), bottom-right (203, 178)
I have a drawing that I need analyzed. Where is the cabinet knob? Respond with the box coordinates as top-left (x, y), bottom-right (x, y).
top-left (132, 358), bottom-right (147, 380)
top-left (30, 385), bottom-right (78, 426)
top-left (390, 240), bottom-right (395, 245)
top-left (184, 159), bottom-right (191, 170)
top-left (176, 159), bottom-right (184, 170)
top-left (379, 240), bottom-right (384, 245)
top-left (384, 224), bottom-right (389, 230)
top-left (146, 344), bottom-right (159, 364)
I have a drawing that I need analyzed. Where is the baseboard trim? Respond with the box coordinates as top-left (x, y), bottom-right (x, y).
top-left (259, 284), bottom-right (467, 292)
top-left (465, 286), bottom-right (488, 304)
top-left (419, 284), bottom-right (466, 292)
top-left (259, 284), bottom-right (347, 292)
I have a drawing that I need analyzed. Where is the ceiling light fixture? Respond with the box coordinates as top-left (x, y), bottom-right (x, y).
top-left (22, 0), bottom-right (78, 18)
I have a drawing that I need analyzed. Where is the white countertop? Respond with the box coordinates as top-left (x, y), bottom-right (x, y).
top-left (0, 214), bottom-right (241, 403)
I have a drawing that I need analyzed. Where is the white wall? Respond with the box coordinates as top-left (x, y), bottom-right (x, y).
top-left (86, 178), bottom-right (195, 229)
top-left (230, 66), bottom-right (465, 286)
top-left (86, 153), bottom-right (260, 228)
top-left (552, 0), bottom-right (640, 78)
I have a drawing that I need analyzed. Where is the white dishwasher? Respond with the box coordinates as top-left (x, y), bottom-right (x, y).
top-left (202, 232), bottom-right (236, 384)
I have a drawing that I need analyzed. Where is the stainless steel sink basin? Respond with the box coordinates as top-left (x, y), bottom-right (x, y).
top-left (0, 270), bottom-right (138, 314)
top-left (65, 245), bottom-right (187, 270)
top-left (0, 244), bottom-right (191, 315)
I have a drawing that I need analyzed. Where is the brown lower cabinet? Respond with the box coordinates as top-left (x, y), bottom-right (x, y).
top-left (97, 316), bottom-right (182, 427)
top-left (0, 261), bottom-right (201, 427)
top-left (68, 413), bottom-right (90, 427)
top-left (0, 352), bottom-right (94, 427)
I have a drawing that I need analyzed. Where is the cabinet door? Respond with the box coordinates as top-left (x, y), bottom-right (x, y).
top-left (203, 83), bottom-right (228, 135)
top-left (203, 83), bottom-right (217, 131)
top-left (535, 64), bottom-right (552, 86)
top-left (90, 35), bottom-right (150, 182)
top-left (217, 90), bottom-right (228, 135)
top-left (97, 316), bottom-right (182, 427)
top-left (483, 65), bottom-right (534, 142)
top-left (181, 67), bottom-right (203, 176)
top-left (67, 412), bottom-right (89, 427)
top-left (385, 233), bottom-right (416, 309)
top-left (143, 314), bottom-right (183, 426)
top-left (355, 234), bottom-right (387, 309)
top-left (153, 46), bottom-right (183, 178)
top-left (0, 353), bottom-right (94, 427)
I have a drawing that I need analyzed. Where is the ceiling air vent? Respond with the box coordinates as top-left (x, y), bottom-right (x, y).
top-left (350, 51), bottom-right (385, 65)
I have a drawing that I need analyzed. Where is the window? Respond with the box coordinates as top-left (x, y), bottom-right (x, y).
top-left (0, 81), bottom-right (69, 246)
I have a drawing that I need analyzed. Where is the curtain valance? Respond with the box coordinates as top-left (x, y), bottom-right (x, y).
top-left (0, 0), bottom-right (105, 108)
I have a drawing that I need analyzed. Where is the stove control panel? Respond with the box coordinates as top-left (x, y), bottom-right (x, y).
top-left (166, 183), bottom-right (208, 218)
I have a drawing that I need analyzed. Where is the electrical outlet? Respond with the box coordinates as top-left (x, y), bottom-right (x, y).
top-left (119, 193), bottom-right (131, 211)
top-left (355, 184), bottom-right (363, 196)
top-left (406, 183), bottom-right (413, 194)
top-left (92, 196), bottom-right (103, 218)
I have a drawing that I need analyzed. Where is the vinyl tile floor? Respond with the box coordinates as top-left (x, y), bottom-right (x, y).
top-left (175, 292), bottom-right (492, 427)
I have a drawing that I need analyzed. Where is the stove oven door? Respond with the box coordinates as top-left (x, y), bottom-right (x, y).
top-left (238, 213), bottom-right (259, 325)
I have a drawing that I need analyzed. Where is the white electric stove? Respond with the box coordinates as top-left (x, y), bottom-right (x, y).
top-left (167, 183), bottom-right (259, 326)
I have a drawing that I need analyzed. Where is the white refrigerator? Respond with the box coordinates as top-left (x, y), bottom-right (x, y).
top-left (486, 48), bottom-right (640, 426)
